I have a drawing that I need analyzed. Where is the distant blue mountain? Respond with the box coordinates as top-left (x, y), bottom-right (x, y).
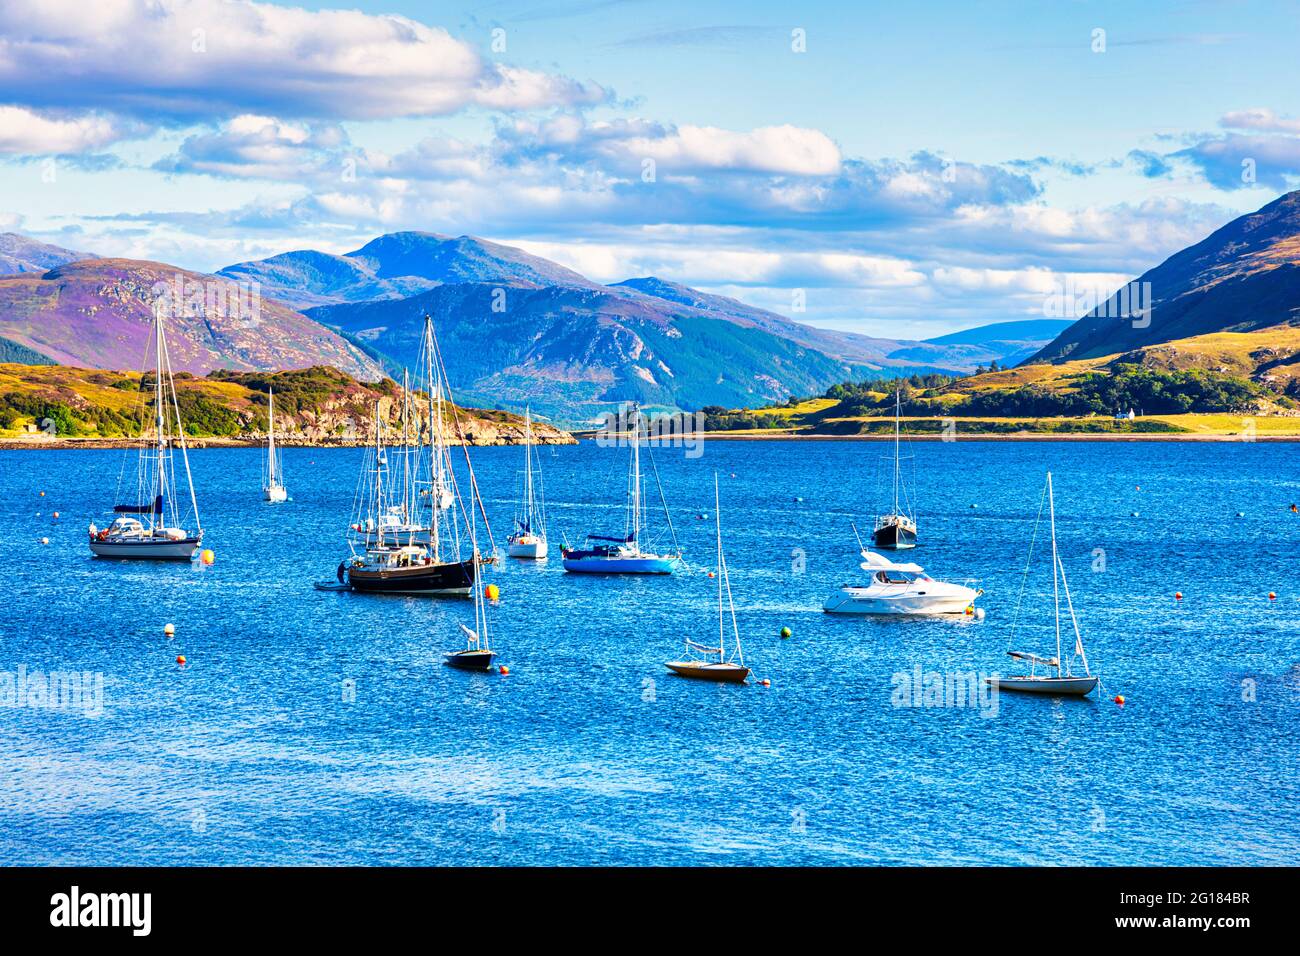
top-left (924, 319), bottom-right (1073, 347)
top-left (219, 231), bottom-right (595, 310)
top-left (0, 232), bottom-right (93, 275)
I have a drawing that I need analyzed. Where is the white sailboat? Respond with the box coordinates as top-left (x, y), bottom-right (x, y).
top-left (872, 390), bottom-right (916, 549)
top-left (986, 472), bottom-right (1100, 697)
top-left (88, 306), bottom-right (203, 560)
top-left (263, 387), bottom-right (288, 502)
top-left (506, 406), bottom-right (548, 559)
top-left (666, 474), bottom-right (750, 683)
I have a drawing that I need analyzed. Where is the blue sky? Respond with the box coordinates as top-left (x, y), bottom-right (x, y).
top-left (3, 0), bottom-right (1299, 338)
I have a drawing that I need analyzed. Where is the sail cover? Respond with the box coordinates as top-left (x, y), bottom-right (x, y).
top-left (1008, 650), bottom-right (1058, 667)
top-left (114, 495), bottom-right (163, 515)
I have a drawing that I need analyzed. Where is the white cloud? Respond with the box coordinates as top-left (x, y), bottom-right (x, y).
top-left (0, 0), bottom-right (606, 121)
top-left (623, 124), bottom-right (841, 176)
top-left (0, 106), bottom-right (131, 154)
top-left (1219, 108), bottom-right (1300, 135)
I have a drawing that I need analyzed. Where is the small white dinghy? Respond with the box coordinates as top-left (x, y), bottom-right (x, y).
top-left (986, 472), bottom-right (1100, 698)
top-left (823, 549), bottom-right (979, 615)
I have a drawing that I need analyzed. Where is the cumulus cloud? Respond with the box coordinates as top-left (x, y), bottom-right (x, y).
top-left (153, 115), bottom-right (352, 180)
top-left (0, 0), bottom-right (606, 122)
top-left (1219, 108), bottom-right (1300, 135)
top-left (0, 106), bottom-right (138, 154)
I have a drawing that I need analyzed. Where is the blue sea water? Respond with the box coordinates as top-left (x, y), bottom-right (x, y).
top-left (0, 438), bottom-right (1297, 866)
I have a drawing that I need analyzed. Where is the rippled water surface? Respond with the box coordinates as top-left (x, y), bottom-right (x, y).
top-left (1, 438), bottom-right (1297, 865)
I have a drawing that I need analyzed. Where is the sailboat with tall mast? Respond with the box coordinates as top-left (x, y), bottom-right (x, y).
top-left (562, 402), bottom-right (682, 574)
top-left (88, 306), bottom-right (203, 560)
top-left (986, 472), bottom-right (1100, 697)
top-left (506, 406), bottom-right (548, 559)
top-left (263, 387), bottom-right (288, 502)
top-left (339, 317), bottom-right (495, 595)
top-left (665, 474), bottom-right (750, 683)
top-left (872, 390), bottom-right (917, 550)
top-left (444, 510), bottom-right (498, 671)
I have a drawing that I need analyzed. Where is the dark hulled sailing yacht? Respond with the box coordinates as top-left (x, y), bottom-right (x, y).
top-left (339, 317), bottom-right (493, 596)
top-left (872, 390), bottom-right (917, 550)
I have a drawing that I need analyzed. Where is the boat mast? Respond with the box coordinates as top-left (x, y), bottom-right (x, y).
top-left (267, 388), bottom-right (276, 488)
top-left (716, 473), bottom-right (743, 666)
top-left (373, 401), bottom-right (386, 550)
top-left (630, 403), bottom-right (641, 547)
top-left (1047, 471), bottom-right (1062, 677)
top-left (892, 390), bottom-right (901, 516)
top-left (524, 406), bottom-right (534, 530)
top-left (401, 369), bottom-right (412, 526)
top-left (154, 305), bottom-right (166, 531)
top-left (716, 473), bottom-right (724, 661)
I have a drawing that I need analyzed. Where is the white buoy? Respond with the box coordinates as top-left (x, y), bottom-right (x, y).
top-left (164, 623), bottom-right (175, 637)
top-left (974, 607), bottom-right (986, 621)
top-left (39, 537), bottom-right (49, 545)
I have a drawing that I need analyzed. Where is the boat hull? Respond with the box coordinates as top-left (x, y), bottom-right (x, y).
top-left (347, 557), bottom-right (475, 595)
top-left (823, 586), bottom-right (977, 615)
top-left (88, 536), bottom-right (202, 561)
top-left (873, 521), bottom-right (916, 550)
top-left (444, 649), bottom-right (497, 671)
top-left (986, 675), bottom-right (1099, 697)
top-left (507, 538), bottom-right (548, 559)
top-left (263, 485), bottom-right (288, 503)
top-left (665, 661), bottom-right (750, 683)
top-left (562, 552), bottom-right (677, 574)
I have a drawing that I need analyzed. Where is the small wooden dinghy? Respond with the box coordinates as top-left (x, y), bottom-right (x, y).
top-left (665, 475), bottom-right (751, 684)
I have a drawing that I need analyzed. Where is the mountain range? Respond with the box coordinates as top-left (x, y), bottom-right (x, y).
top-left (0, 248), bottom-right (383, 380)
top-left (1031, 190), bottom-right (1300, 365)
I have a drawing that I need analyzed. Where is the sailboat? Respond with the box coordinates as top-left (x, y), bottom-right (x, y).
top-left (445, 519), bottom-right (497, 671)
top-left (872, 390), bottom-right (916, 550)
top-left (506, 406), bottom-right (548, 559)
top-left (88, 306), bottom-right (203, 560)
top-left (986, 472), bottom-right (1100, 697)
top-left (665, 475), bottom-right (750, 683)
top-left (263, 388), bottom-right (288, 502)
top-left (562, 403), bottom-right (682, 574)
top-left (340, 317), bottom-right (495, 595)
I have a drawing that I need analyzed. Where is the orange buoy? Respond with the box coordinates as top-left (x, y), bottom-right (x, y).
top-left (1269, 592), bottom-right (1277, 601)
top-left (199, 549), bottom-right (215, 566)
top-left (176, 655), bottom-right (186, 666)
top-left (485, 582), bottom-right (500, 601)
top-left (760, 678), bottom-right (770, 687)
top-left (39, 491), bottom-right (44, 497)
top-left (1175, 591), bottom-right (1183, 600)
top-left (1114, 694), bottom-right (1125, 705)
top-left (707, 571), bottom-right (715, 578)
top-left (52, 511), bottom-right (60, 518)
top-left (499, 664), bottom-right (509, 675)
